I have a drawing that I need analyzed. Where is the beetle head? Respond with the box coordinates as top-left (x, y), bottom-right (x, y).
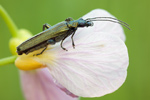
top-left (78, 18), bottom-right (93, 27)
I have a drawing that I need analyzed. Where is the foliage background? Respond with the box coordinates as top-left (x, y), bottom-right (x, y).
top-left (0, 0), bottom-right (149, 100)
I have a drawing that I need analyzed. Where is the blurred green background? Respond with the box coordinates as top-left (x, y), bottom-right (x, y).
top-left (0, 0), bottom-right (149, 100)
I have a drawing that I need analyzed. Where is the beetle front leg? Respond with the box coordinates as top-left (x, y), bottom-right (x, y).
top-left (43, 23), bottom-right (51, 31)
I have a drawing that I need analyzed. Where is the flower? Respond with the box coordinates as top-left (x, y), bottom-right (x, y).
top-left (15, 9), bottom-right (129, 99)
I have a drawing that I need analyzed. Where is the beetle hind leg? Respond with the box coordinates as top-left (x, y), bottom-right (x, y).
top-left (33, 46), bottom-right (48, 56)
top-left (65, 17), bottom-right (74, 22)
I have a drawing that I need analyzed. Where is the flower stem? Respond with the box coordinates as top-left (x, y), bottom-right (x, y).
top-left (0, 5), bottom-right (18, 37)
top-left (0, 55), bottom-right (17, 66)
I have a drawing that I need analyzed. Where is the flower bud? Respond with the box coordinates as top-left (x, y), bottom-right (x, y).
top-left (9, 29), bottom-right (32, 55)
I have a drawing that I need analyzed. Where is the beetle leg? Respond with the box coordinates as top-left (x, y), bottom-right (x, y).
top-left (33, 39), bottom-right (55, 56)
top-left (33, 46), bottom-right (48, 56)
top-left (43, 23), bottom-right (51, 31)
top-left (61, 35), bottom-right (69, 51)
top-left (71, 31), bottom-right (76, 49)
top-left (65, 17), bottom-right (74, 22)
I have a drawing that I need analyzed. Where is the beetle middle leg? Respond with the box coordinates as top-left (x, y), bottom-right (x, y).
top-left (60, 35), bottom-right (69, 51)
top-left (43, 23), bottom-right (51, 31)
top-left (71, 28), bottom-right (77, 49)
top-left (71, 31), bottom-right (76, 49)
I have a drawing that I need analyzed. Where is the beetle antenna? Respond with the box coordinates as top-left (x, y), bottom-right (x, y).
top-left (86, 17), bottom-right (129, 26)
top-left (88, 19), bottom-right (130, 30)
top-left (85, 17), bottom-right (130, 30)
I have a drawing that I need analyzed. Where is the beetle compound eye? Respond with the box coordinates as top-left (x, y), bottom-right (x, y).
top-left (87, 21), bottom-right (94, 26)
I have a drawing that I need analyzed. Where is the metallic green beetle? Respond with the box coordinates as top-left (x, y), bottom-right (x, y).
top-left (17, 17), bottom-right (130, 56)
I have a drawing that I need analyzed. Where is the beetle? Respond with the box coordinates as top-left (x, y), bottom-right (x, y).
top-left (17, 17), bottom-right (130, 56)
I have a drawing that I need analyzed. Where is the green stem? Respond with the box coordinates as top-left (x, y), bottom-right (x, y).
top-left (0, 55), bottom-right (17, 66)
top-left (0, 5), bottom-right (18, 37)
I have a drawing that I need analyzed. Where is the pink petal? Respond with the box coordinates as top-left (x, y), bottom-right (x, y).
top-left (76, 9), bottom-right (126, 41)
top-left (20, 68), bottom-right (79, 100)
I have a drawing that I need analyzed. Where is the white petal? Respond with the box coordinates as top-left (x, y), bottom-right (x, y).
top-left (77, 9), bottom-right (126, 41)
top-left (32, 9), bottom-right (128, 97)
top-left (37, 32), bottom-right (129, 97)
top-left (20, 68), bottom-right (79, 100)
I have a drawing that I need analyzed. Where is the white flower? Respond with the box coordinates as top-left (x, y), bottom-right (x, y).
top-left (15, 9), bottom-right (129, 99)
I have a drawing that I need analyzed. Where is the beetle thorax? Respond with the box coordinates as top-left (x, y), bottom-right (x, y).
top-left (67, 21), bottom-right (78, 28)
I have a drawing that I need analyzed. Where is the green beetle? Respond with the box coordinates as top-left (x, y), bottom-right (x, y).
top-left (17, 17), bottom-right (130, 56)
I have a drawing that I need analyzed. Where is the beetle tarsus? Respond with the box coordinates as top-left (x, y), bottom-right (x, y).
top-left (72, 43), bottom-right (75, 49)
top-left (62, 47), bottom-right (68, 51)
top-left (61, 41), bottom-right (68, 51)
